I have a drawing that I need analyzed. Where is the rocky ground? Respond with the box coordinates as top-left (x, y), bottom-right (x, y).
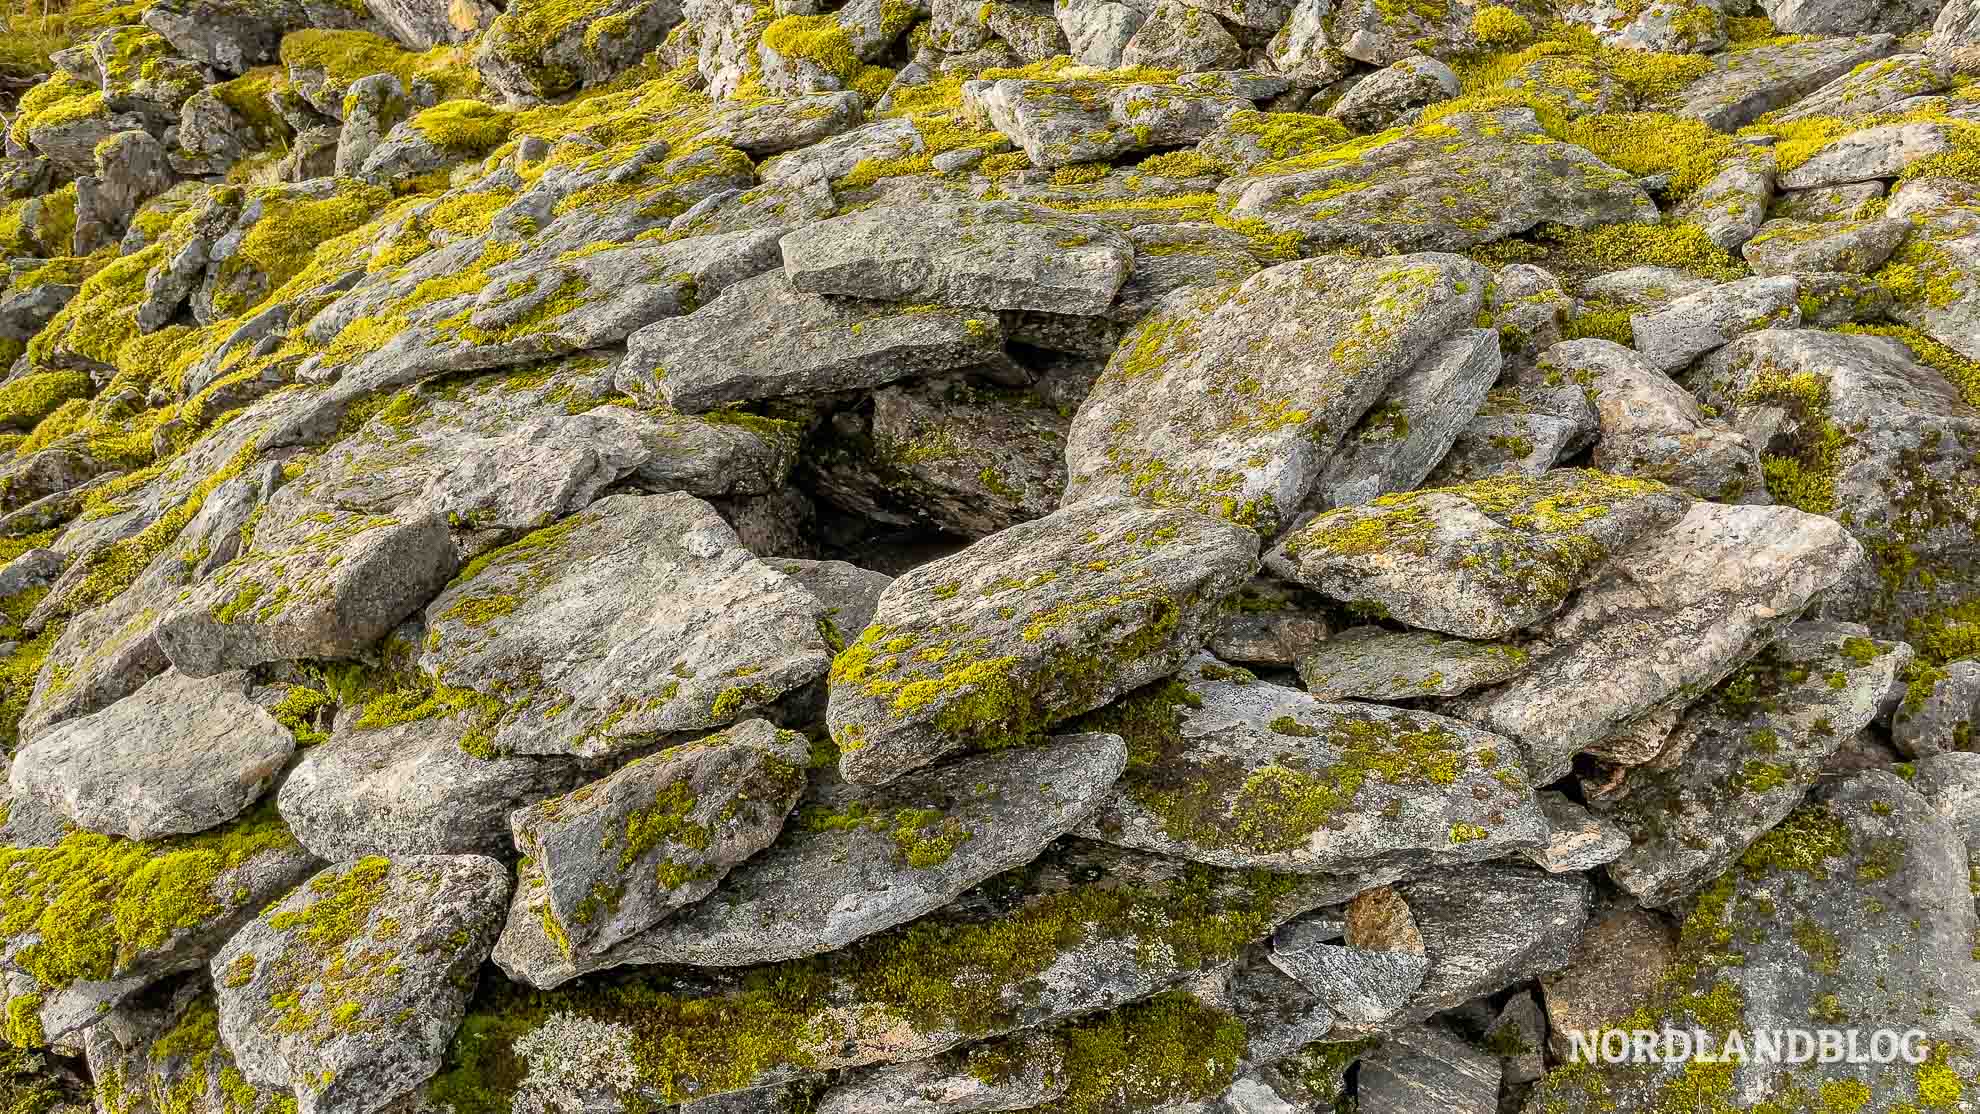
top-left (0, 0), bottom-right (1973, 1108)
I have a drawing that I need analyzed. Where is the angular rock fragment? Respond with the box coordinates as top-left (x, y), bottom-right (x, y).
top-left (212, 855), bottom-right (510, 1114)
top-left (1269, 913), bottom-right (1427, 1029)
top-left (710, 91), bottom-right (865, 156)
top-left (1557, 338), bottom-right (1762, 501)
top-left (1390, 864), bottom-right (1589, 1017)
top-left (1064, 253), bottom-right (1486, 534)
top-left (1881, 176), bottom-right (1980, 363)
top-left (1073, 656), bottom-right (1546, 873)
top-left (1777, 121), bottom-right (1955, 189)
top-left (1744, 216), bottom-right (1913, 276)
top-left (83, 982), bottom-right (292, 1114)
top-left (418, 492), bottom-right (831, 759)
top-left (512, 720), bottom-right (809, 962)
top-left (1662, 33), bottom-right (1898, 130)
top-left (1453, 500), bottom-right (1864, 781)
top-left (1218, 109), bottom-right (1658, 256)
top-left (962, 69), bottom-right (1260, 168)
top-left (1523, 791), bottom-right (1629, 874)
top-left (1761, 0), bottom-right (1937, 34)
top-left (827, 497), bottom-right (1256, 784)
top-left (772, 559), bottom-right (893, 651)
top-left (1308, 327), bottom-right (1501, 512)
top-left (1603, 622), bottom-right (1909, 906)
top-left (1294, 626), bottom-right (1530, 702)
top-left (1892, 659), bottom-right (1980, 758)
top-left (493, 732), bottom-right (1126, 981)
top-left (815, 1033), bottom-right (1067, 1114)
top-left (1538, 897), bottom-right (1674, 1059)
top-left (1629, 275), bottom-right (1801, 372)
top-left (622, 271), bottom-right (1005, 412)
top-left (1355, 1025), bottom-right (1500, 1114)
top-left (1678, 157), bottom-right (1773, 251)
top-left (781, 201), bottom-right (1133, 315)
top-left (10, 669), bottom-right (292, 840)
top-left (476, 0), bottom-right (682, 101)
top-left (1268, 470), bottom-right (1689, 640)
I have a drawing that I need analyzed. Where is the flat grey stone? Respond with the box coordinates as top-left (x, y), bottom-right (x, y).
top-left (1295, 627), bottom-right (1531, 702)
top-left (9, 668), bottom-right (291, 840)
top-left (1308, 327), bottom-right (1502, 512)
top-left (1392, 864), bottom-right (1589, 1018)
top-left (1523, 791), bottom-right (1630, 873)
top-left (1743, 216), bottom-right (1913, 275)
top-left (418, 492), bottom-right (831, 759)
top-left (1356, 1026), bottom-right (1499, 1114)
top-left (1662, 33), bottom-right (1898, 130)
top-left (1558, 337), bottom-right (1762, 501)
top-left (1629, 275), bottom-right (1801, 372)
top-left (826, 497), bottom-right (1256, 785)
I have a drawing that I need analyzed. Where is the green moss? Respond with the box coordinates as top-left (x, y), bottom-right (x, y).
top-left (0, 371), bottom-right (89, 431)
top-left (1043, 992), bottom-right (1246, 1114)
top-left (0, 806), bottom-right (297, 1009)
top-left (278, 30), bottom-right (480, 104)
top-left (270, 685), bottom-right (333, 747)
top-left (409, 99), bottom-right (514, 154)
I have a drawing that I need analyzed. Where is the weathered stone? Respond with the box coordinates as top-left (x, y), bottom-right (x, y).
top-left (494, 732), bottom-right (1127, 981)
top-left (1537, 898), bottom-right (1675, 1058)
top-left (1308, 327), bottom-right (1501, 512)
top-left (278, 710), bottom-right (597, 861)
top-left (1524, 790), bottom-right (1630, 874)
top-left (962, 70), bottom-right (1261, 168)
top-left (621, 271), bottom-right (1005, 412)
top-left (1629, 275), bottom-right (1801, 372)
top-left (1269, 913), bottom-right (1428, 1029)
top-left (212, 855), bottom-right (510, 1114)
top-left (1327, 55), bottom-right (1457, 132)
top-left (1742, 216), bottom-right (1912, 276)
top-left (1774, 52), bottom-right (1953, 123)
top-left (1881, 176), bottom-right (1980, 363)
top-left (1662, 33), bottom-right (1898, 130)
top-left (1930, 0), bottom-right (1980, 68)
top-left (1390, 865), bottom-right (1589, 1017)
top-left (1294, 626), bottom-right (1530, 702)
top-left (1772, 179), bottom-right (1887, 221)
top-left (710, 91), bottom-right (865, 156)
top-left (476, 0), bottom-right (683, 101)
top-left (1778, 122), bottom-right (1955, 190)
top-left (418, 492), bottom-right (831, 759)
top-left (1206, 580), bottom-right (1334, 668)
top-left (1679, 156), bottom-right (1774, 251)
top-left (1451, 500), bottom-right (1864, 782)
top-left (1603, 622), bottom-right (1910, 906)
top-left (1073, 655), bottom-right (1546, 872)
top-left (10, 669), bottom-right (292, 840)
top-left (1121, 0), bottom-right (1243, 71)
top-left (827, 497), bottom-right (1256, 784)
top-left (1219, 109), bottom-right (1658, 256)
top-left (83, 981), bottom-right (292, 1114)
top-left (1553, 338), bottom-right (1762, 501)
top-left (1760, 0), bottom-right (1938, 35)
top-left (1893, 659), bottom-right (1980, 757)
top-left (814, 1033), bottom-right (1066, 1114)
top-left (1355, 1025), bottom-right (1499, 1114)
top-left (512, 720), bottom-right (808, 961)
top-left (1268, 469), bottom-right (1690, 640)
top-left (1064, 253), bottom-right (1487, 535)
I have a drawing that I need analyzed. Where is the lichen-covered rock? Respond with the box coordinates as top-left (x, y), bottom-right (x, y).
top-left (1742, 216), bottom-right (1913, 276)
top-left (814, 1032), bottom-right (1067, 1114)
top-left (1064, 252), bottom-right (1487, 534)
top-left (211, 855), bottom-right (510, 1114)
top-left (1294, 626), bottom-right (1530, 702)
top-left (1537, 897), bottom-right (1674, 1057)
top-left (277, 709), bottom-right (598, 860)
top-left (1525, 790), bottom-right (1630, 873)
top-left (1691, 328), bottom-right (1980, 638)
top-left (1308, 327), bottom-right (1501, 512)
top-left (0, 808), bottom-right (315, 1045)
top-left (417, 492), bottom-right (831, 759)
top-left (476, 0), bottom-right (684, 102)
top-left (1629, 275), bottom-right (1802, 372)
top-left (1121, 0), bottom-right (1242, 71)
top-left (1072, 655), bottom-right (1545, 872)
top-left (9, 668), bottom-right (292, 840)
top-left (83, 982), bottom-right (292, 1114)
top-left (1759, 0), bottom-right (1939, 34)
top-left (1267, 918), bottom-right (1427, 1030)
top-left (1893, 659), bottom-right (1980, 758)
top-left (1663, 33), bottom-right (1898, 130)
top-left (1774, 52), bottom-right (1954, 123)
top-left (961, 68), bottom-right (1264, 168)
top-left (621, 271), bottom-right (1005, 413)
top-left (1531, 771), bottom-right (1980, 1113)
top-left (1452, 500), bottom-right (1865, 782)
top-left (141, 0), bottom-right (379, 73)
top-left (494, 732), bottom-right (1127, 981)
top-left (1217, 109), bottom-right (1658, 256)
top-left (1327, 55), bottom-right (1458, 133)
top-left (1385, 864), bottom-right (1589, 1018)
top-left (1931, 0), bottom-right (1980, 67)
top-left (1881, 176), bottom-right (1980, 364)
top-left (1355, 1025), bottom-right (1500, 1114)
top-left (511, 719), bottom-right (809, 963)
top-left (1268, 470), bottom-right (1690, 640)
top-left (825, 497), bottom-right (1255, 785)
top-left (1779, 122), bottom-right (1957, 191)
top-left (1563, 0), bottom-right (1726, 52)
top-left (1678, 157), bottom-right (1774, 251)
top-left (1554, 338), bottom-right (1762, 501)
top-left (1602, 622), bottom-right (1910, 906)
top-left (779, 201), bottom-right (1133, 315)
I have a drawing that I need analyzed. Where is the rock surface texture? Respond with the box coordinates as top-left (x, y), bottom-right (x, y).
top-left (0, 1), bottom-right (1975, 1112)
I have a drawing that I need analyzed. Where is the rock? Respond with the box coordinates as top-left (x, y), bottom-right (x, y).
top-left (1268, 914), bottom-right (1428, 1029)
top-left (621, 271), bottom-right (1005, 412)
top-left (1218, 108), bottom-right (1658, 256)
top-left (815, 1033), bottom-right (1067, 1114)
top-left (1742, 216), bottom-right (1912, 276)
top-left (511, 720), bottom-right (808, 962)
top-left (1773, 52), bottom-right (1953, 122)
top-left (1355, 1025), bottom-right (1499, 1114)
top-left (1893, 659), bottom-right (1980, 757)
top-left (1603, 622), bottom-right (1910, 906)
top-left (1773, 179), bottom-right (1887, 221)
top-left (141, 0), bottom-right (377, 73)
top-left (1055, 0), bottom-right (1152, 66)
top-left (779, 201), bottom-right (1132, 315)
top-left (1912, 751), bottom-right (1980, 854)
top-left (9, 669), bottom-right (292, 840)
top-left (334, 73), bottom-right (408, 178)
top-left (1778, 121), bottom-right (1955, 190)
top-left (1308, 327), bottom-right (1502, 512)
top-left (84, 982), bottom-right (293, 1114)
top-left (1930, 0), bottom-right (1980, 68)
top-left (1073, 655), bottom-right (1547, 872)
top-left (1628, 275), bottom-right (1801, 373)
top-left (277, 708), bottom-right (598, 861)
top-left (1488, 991), bottom-right (1547, 1086)
top-left (1524, 791), bottom-right (1630, 873)
top-left (0, 808), bottom-right (316, 1045)
top-left (1452, 500), bottom-right (1865, 782)
top-left (417, 492), bottom-right (831, 759)
top-left (1760, 0), bottom-right (1938, 34)
top-left (1664, 33), bottom-right (1899, 130)
top-left (1537, 898), bottom-right (1675, 1059)
top-left (212, 855), bottom-right (510, 1114)
top-left (1268, 469), bottom-right (1690, 640)
top-left (1793, 270), bottom-right (1895, 326)
top-left (476, 0), bottom-right (683, 101)
top-left (367, 0), bottom-right (495, 46)
top-left (961, 69), bottom-right (1263, 168)
top-left (1121, 0), bottom-right (1244, 71)
top-left (1064, 252), bottom-right (1487, 535)
top-left (1327, 56), bottom-right (1458, 133)
top-left (710, 91), bottom-right (865, 156)
top-left (1553, 338), bottom-right (1761, 501)
top-left (1691, 329), bottom-right (1980, 637)
top-left (1531, 771), bottom-right (1980, 1112)
top-left (1678, 157), bottom-right (1774, 251)
top-left (1881, 176), bottom-right (1980, 363)
top-left (493, 732), bottom-right (1127, 981)
top-left (771, 559), bottom-right (892, 651)
top-left (1293, 626), bottom-right (1530, 702)
top-left (1326, 0), bottom-right (1474, 63)
top-left (1390, 865), bottom-right (1589, 1017)
top-left (826, 497), bottom-right (1256, 784)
